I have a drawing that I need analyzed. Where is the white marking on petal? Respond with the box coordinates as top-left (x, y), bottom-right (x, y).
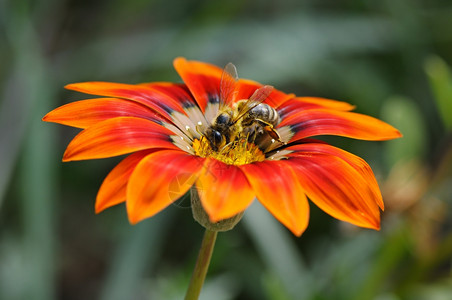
top-left (164, 123), bottom-right (191, 141)
top-left (277, 126), bottom-right (295, 143)
top-left (168, 108), bottom-right (204, 140)
top-left (267, 149), bottom-right (292, 160)
top-left (204, 102), bottom-right (220, 124)
top-left (170, 135), bottom-right (194, 154)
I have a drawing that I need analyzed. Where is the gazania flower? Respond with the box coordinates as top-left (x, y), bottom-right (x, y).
top-left (43, 57), bottom-right (401, 236)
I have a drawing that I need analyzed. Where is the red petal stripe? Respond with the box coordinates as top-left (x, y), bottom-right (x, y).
top-left (279, 109), bottom-right (402, 141)
top-left (138, 82), bottom-right (198, 108)
top-left (63, 117), bottom-right (177, 161)
top-left (288, 153), bottom-right (381, 229)
top-left (42, 98), bottom-right (162, 129)
top-left (240, 161), bottom-right (310, 236)
top-left (95, 150), bottom-right (157, 213)
top-left (126, 150), bottom-right (204, 224)
top-left (65, 82), bottom-right (186, 121)
top-left (286, 143), bottom-right (384, 209)
top-left (278, 97), bottom-right (355, 119)
top-left (234, 79), bottom-right (293, 107)
top-left (195, 159), bottom-right (255, 222)
top-left (173, 57), bottom-right (223, 112)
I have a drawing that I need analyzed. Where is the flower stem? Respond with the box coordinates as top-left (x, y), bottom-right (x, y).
top-left (184, 229), bottom-right (218, 300)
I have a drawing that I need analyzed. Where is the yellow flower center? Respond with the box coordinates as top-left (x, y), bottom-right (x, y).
top-left (193, 136), bottom-right (265, 165)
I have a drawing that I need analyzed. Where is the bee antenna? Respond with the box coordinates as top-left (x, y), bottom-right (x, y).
top-left (219, 141), bottom-right (233, 153)
top-left (195, 124), bottom-right (202, 135)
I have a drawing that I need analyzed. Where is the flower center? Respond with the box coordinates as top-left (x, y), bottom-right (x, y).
top-left (192, 135), bottom-right (265, 165)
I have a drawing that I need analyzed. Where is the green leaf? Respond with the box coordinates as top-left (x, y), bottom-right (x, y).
top-left (425, 55), bottom-right (452, 130)
top-left (381, 96), bottom-right (426, 167)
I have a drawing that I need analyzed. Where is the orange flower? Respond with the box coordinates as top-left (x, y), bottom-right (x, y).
top-left (43, 57), bottom-right (401, 236)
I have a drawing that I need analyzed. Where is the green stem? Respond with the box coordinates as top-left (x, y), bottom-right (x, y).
top-left (184, 229), bottom-right (218, 300)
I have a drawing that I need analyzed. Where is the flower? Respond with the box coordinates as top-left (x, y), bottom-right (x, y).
top-left (43, 57), bottom-right (401, 236)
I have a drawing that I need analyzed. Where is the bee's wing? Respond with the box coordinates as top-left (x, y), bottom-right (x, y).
top-left (248, 85), bottom-right (274, 104)
top-left (232, 85), bottom-right (274, 124)
top-left (220, 62), bottom-right (238, 106)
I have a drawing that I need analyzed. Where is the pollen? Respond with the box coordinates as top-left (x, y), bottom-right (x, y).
top-left (192, 136), bottom-right (265, 165)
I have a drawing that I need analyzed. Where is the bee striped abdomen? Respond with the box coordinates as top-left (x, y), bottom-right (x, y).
top-left (247, 104), bottom-right (280, 127)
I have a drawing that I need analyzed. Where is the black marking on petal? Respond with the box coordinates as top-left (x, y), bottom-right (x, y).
top-left (208, 93), bottom-right (220, 104)
top-left (157, 102), bottom-right (175, 114)
top-left (289, 123), bottom-right (306, 133)
top-left (277, 106), bottom-right (289, 119)
top-left (149, 118), bottom-right (163, 125)
top-left (182, 102), bottom-right (197, 109)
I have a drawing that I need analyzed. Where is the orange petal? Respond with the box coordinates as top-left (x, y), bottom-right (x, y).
top-left (63, 117), bottom-right (177, 161)
top-left (240, 161), bottom-right (310, 236)
top-left (96, 149), bottom-right (157, 213)
top-left (234, 79), bottom-right (293, 107)
top-left (42, 98), bottom-right (161, 129)
top-left (138, 82), bottom-right (198, 108)
top-left (126, 150), bottom-right (204, 224)
top-left (287, 143), bottom-right (384, 210)
top-left (279, 109), bottom-right (402, 141)
top-left (195, 159), bottom-right (255, 222)
top-left (173, 57), bottom-right (223, 112)
top-left (65, 81), bottom-right (186, 120)
top-left (278, 97), bottom-right (355, 119)
top-left (288, 153), bottom-right (381, 229)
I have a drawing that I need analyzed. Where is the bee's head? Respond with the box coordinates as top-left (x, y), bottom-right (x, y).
top-left (215, 112), bottom-right (232, 126)
top-left (205, 129), bottom-right (226, 151)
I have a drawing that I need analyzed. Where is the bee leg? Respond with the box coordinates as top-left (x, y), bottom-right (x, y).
top-left (264, 126), bottom-right (286, 145)
top-left (247, 130), bottom-right (257, 143)
top-left (255, 119), bottom-right (286, 145)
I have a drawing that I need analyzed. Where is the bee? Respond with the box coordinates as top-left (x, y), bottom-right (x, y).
top-left (204, 62), bottom-right (284, 151)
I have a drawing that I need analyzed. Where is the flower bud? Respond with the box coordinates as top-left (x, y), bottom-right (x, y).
top-left (190, 188), bottom-right (244, 232)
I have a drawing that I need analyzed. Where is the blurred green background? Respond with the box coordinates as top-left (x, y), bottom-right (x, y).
top-left (1, 0), bottom-right (452, 299)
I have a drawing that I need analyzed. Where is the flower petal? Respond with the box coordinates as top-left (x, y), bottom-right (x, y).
top-left (286, 143), bottom-right (384, 209)
top-left (288, 152), bottom-right (381, 229)
top-left (240, 161), bottom-right (310, 236)
top-left (279, 109), bottom-right (402, 141)
top-left (234, 79), bottom-right (293, 107)
top-left (138, 82), bottom-right (197, 108)
top-left (65, 81), bottom-right (186, 121)
top-left (126, 150), bottom-right (204, 224)
top-left (96, 149), bottom-right (157, 213)
top-left (42, 98), bottom-right (162, 129)
top-left (63, 117), bottom-right (177, 161)
top-left (277, 97), bottom-right (355, 119)
top-left (195, 159), bottom-right (255, 222)
top-left (173, 57), bottom-right (223, 112)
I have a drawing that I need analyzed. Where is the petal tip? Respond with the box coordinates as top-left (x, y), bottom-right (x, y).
top-left (64, 83), bottom-right (78, 90)
top-left (127, 212), bottom-right (141, 225)
top-left (173, 57), bottom-right (187, 68)
top-left (62, 148), bottom-right (76, 162)
top-left (94, 207), bottom-right (103, 214)
top-left (42, 114), bottom-right (50, 122)
top-left (291, 227), bottom-right (306, 237)
top-left (95, 200), bottom-right (108, 214)
top-left (62, 151), bottom-right (71, 162)
top-left (362, 217), bottom-right (381, 231)
top-left (382, 126), bottom-right (403, 140)
top-left (371, 219), bottom-right (381, 230)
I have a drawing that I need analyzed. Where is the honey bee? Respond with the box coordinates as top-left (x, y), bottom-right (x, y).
top-left (204, 62), bottom-right (284, 151)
